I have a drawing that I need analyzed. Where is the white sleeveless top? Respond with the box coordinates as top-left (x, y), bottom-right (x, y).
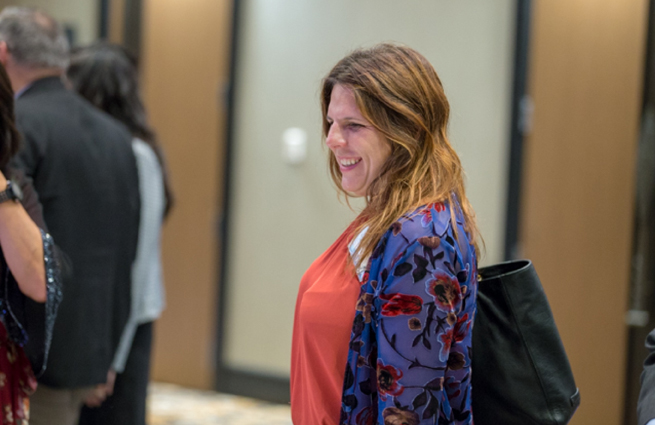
top-left (111, 138), bottom-right (166, 372)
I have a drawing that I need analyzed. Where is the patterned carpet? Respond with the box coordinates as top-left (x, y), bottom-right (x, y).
top-left (148, 383), bottom-right (292, 425)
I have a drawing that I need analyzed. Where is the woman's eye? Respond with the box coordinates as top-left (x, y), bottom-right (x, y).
top-left (348, 123), bottom-right (363, 129)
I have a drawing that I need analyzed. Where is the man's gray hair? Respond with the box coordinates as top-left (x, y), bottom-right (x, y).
top-left (0, 7), bottom-right (69, 69)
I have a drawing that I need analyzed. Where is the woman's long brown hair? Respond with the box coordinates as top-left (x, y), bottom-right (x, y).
top-left (321, 44), bottom-right (481, 268)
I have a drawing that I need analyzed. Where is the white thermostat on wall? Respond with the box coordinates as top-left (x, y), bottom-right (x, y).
top-left (281, 127), bottom-right (307, 165)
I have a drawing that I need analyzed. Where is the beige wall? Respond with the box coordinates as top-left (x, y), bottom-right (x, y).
top-left (522, 0), bottom-right (648, 423)
top-left (223, 0), bottom-right (515, 377)
top-left (141, 0), bottom-right (232, 389)
top-left (5, 0), bottom-right (98, 45)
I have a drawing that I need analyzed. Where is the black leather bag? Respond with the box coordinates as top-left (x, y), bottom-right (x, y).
top-left (471, 260), bottom-right (580, 425)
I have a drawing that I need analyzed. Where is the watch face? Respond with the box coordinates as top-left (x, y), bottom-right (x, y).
top-left (8, 180), bottom-right (23, 201)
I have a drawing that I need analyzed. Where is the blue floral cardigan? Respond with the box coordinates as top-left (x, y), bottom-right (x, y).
top-left (340, 201), bottom-right (477, 425)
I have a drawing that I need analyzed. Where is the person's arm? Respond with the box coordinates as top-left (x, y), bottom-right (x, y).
top-left (0, 171), bottom-right (46, 302)
top-left (374, 238), bottom-right (474, 422)
top-left (83, 370), bottom-right (116, 408)
top-left (351, 208), bottom-right (475, 424)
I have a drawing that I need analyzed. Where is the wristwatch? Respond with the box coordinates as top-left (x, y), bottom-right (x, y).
top-left (0, 180), bottom-right (23, 204)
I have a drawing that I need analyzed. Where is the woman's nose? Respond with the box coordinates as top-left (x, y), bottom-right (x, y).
top-left (326, 125), bottom-right (345, 148)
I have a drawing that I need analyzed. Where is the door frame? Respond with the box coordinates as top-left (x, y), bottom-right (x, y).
top-left (98, 0), bottom-right (142, 56)
top-left (504, 0), bottom-right (532, 260)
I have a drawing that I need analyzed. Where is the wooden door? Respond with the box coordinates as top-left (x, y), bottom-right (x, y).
top-left (141, 0), bottom-right (232, 389)
top-left (521, 1), bottom-right (648, 423)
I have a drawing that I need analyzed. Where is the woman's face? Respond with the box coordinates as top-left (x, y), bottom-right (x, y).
top-left (325, 84), bottom-right (391, 197)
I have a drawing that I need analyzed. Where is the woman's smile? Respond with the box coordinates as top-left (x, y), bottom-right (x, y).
top-left (338, 157), bottom-right (362, 169)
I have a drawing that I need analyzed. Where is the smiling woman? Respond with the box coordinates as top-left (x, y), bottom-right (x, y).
top-left (291, 43), bottom-right (480, 425)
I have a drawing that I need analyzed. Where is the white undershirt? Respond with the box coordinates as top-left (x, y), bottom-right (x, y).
top-left (348, 226), bottom-right (369, 282)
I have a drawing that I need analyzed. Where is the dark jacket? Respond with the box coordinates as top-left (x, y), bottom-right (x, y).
top-left (12, 76), bottom-right (140, 388)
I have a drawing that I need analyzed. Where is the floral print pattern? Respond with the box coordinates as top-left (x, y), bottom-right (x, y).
top-left (379, 293), bottom-right (423, 317)
top-left (340, 200), bottom-right (477, 424)
top-left (0, 322), bottom-right (36, 424)
top-left (376, 361), bottom-right (404, 400)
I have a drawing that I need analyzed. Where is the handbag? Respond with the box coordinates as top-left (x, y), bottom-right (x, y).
top-left (471, 260), bottom-right (580, 425)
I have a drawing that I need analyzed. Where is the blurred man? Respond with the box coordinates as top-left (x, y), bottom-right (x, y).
top-left (0, 7), bottom-right (140, 425)
top-left (640, 329), bottom-right (655, 425)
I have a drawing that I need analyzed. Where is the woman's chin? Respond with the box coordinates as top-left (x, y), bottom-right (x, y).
top-left (342, 183), bottom-right (366, 197)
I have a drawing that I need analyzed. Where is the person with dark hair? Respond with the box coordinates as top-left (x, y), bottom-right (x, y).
top-left (0, 7), bottom-right (140, 425)
top-left (291, 43), bottom-right (479, 425)
top-left (0, 61), bottom-right (62, 425)
top-left (67, 42), bottom-right (173, 425)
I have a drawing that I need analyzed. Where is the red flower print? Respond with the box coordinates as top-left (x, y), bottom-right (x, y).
top-left (439, 327), bottom-right (454, 362)
top-left (419, 202), bottom-right (446, 227)
top-left (379, 293), bottom-right (423, 317)
top-left (377, 360), bottom-right (404, 400)
top-left (438, 313), bottom-right (470, 362)
top-left (420, 208), bottom-right (433, 228)
top-left (430, 202), bottom-right (445, 212)
top-left (454, 313), bottom-right (470, 341)
top-left (425, 271), bottom-right (462, 311)
top-left (356, 406), bottom-right (375, 425)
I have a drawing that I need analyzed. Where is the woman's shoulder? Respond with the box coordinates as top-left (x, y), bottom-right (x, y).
top-left (132, 138), bottom-right (155, 158)
top-left (132, 138), bottom-right (162, 172)
top-left (369, 201), bottom-right (458, 266)
top-left (392, 201), bottom-right (462, 242)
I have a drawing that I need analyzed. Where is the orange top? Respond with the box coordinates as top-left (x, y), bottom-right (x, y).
top-left (290, 225), bottom-right (361, 425)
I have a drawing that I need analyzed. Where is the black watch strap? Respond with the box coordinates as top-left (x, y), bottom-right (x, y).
top-left (0, 181), bottom-right (21, 204)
